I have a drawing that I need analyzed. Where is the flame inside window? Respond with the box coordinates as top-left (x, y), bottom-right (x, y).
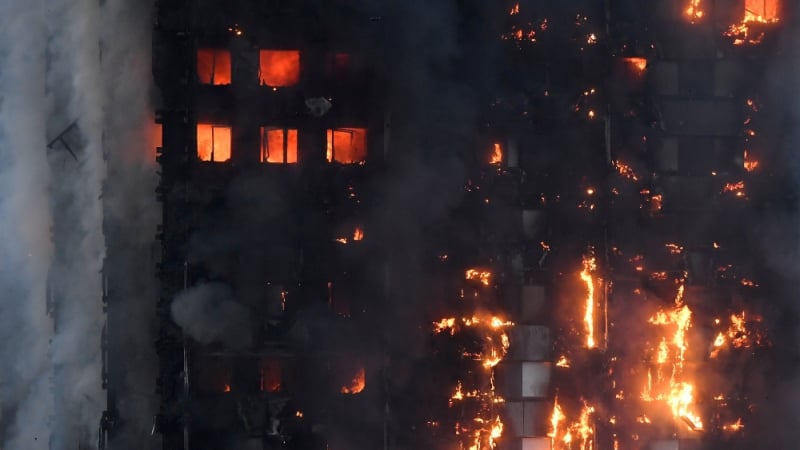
top-left (340, 367), bottom-right (365, 394)
top-left (196, 124), bottom-right (231, 162)
top-left (260, 127), bottom-right (298, 163)
top-left (260, 358), bottom-right (282, 392)
top-left (623, 57), bottom-right (647, 74)
top-left (327, 128), bottom-right (367, 164)
top-left (197, 49), bottom-right (231, 85)
top-left (259, 50), bottom-right (301, 87)
top-left (744, 0), bottom-right (779, 22)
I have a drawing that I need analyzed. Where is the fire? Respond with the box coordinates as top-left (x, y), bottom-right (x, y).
top-left (724, 0), bottom-right (780, 45)
top-left (612, 160), bottom-right (640, 182)
top-left (259, 50), bottom-right (300, 87)
top-left (710, 311), bottom-right (766, 357)
top-left (722, 181), bottom-right (746, 198)
top-left (196, 124), bottom-right (232, 162)
top-left (665, 243), bottom-right (684, 255)
top-left (556, 355), bottom-right (570, 368)
top-left (724, 418), bottom-right (744, 432)
top-left (509, 2), bottom-right (519, 15)
top-left (744, 150), bottom-right (760, 172)
top-left (685, 0), bottom-right (704, 21)
top-left (580, 255), bottom-right (597, 349)
top-left (327, 128), bottom-right (368, 164)
top-left (296, 410), bottom-right (304, 418)
top-left (490, 143), bottom-right (503, 165)
top-left (353, 227), bottom-right (364, 241)
top-left (466, 269), bottom-right (492, 286)
top-left (340, 367), bottom-right (365, 394)
top-left (549, 397), bottom-right (595, 450)
top-left (623, 57), bottom-right (647, 73)
top-left (261, 127), bottom-right (298, 163)
top-left (197, 49), bottom-right (231, 85)
top-left (223, 384), bottom-right (231, 393)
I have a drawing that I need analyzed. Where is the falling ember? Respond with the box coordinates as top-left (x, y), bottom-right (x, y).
top-left (509, 2), bottom-right (519, 15)
top-left (556, 355), bottom-right (571, 368)
top-left (580, 255), bottom-right (598, 349)
top-left (223, 384), bottom-right (231, 393)
top-left (296, 411), bottom-right (304, 418)
top-left (340, 367), bottom-right (366, 394)
top-left (490, 143), bottom-right (503, 165)
top-left (466, 268), bottom-right (492, 286)
top-left (665, 243), bottom-right (684, 255)
top-left (723, 418), bottom-right (745, 432)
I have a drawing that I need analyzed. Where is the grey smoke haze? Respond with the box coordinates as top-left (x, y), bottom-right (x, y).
top-left (0, 0), bottom-right (157, 448)
top-left (171, 283), bottom-right (253, 350)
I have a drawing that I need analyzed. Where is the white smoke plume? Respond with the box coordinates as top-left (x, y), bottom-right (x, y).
top-left (0, 0), bottom-right (158, 448)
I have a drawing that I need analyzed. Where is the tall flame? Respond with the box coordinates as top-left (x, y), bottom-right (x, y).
top-left (580, 255), bottom-right (597, 349)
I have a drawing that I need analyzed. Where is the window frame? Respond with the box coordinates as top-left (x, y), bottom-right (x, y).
top-left (260, 126), bottom-right (298, 164)
top-left (196, 124), bottom-right (232, 162)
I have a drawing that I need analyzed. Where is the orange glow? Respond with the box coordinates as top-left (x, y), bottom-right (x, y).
top-left (466, 269), bottom-right (492, 286)
top-left (196, 124), bottom-right (231, 162)
top-left (340, 367), bottom-right (365, 394)
top-left (197, 49), bottom-right (231, 85)
top-left (509, 2), bottom-right (519, 15)
top-left (259, 50), bottom-right (300, 87)
top-left (223, 384), bottom-right (231, 393)
top-left (623, 57), bottom-right (647, 73)
top-left (722, 181), bottom-right (746, 198)
top-left (580, 255), bottom-right (597, 349)
top-left (685, 0), bottom-right (704, 21)
top-left (556, 355), bottom-right (571, 368)
top-left (724, 418), bottom-right (744, 432)
top-left (549, 398), bottom-right (595, 450)
top-left (261, 127), bottom-right (298, 163)
top-left (327, 128), bottom-right (367, 164)
top-left (260, 359), bottom-right (282, 392)
top-left (490, 143), bottom-right (503, 165)
top-left (744, 150), bottom-right (760, 172)
top-left (612, 160), bottom-right (639, 181)
top-left (353, 227), bottom-right (364, 241)
top-left (744, 0), bottom-right (779, 22)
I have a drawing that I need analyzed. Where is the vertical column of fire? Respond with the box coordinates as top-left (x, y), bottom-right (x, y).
top-left (433, 268), bottom-right (513, 450)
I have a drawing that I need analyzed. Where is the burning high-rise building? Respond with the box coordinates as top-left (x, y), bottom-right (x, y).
top-left (3, 0), bottom-right (796, 450)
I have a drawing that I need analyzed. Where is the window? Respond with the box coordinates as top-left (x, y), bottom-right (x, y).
top-left (326, 52), bottom-right (351, 75)
top-left (260, 127), bottom-right (298, 163)
top-left (259, 358), bottom-right (282, 392)
top-left (326, 128), bottom-right (367, 164)
top-left (259, 50), bottom-right (300, 87)
top-left (744, 0), bottom-right (779, 22)
top-left (196, 124), bottom-right (232, 162)
top-left (197, 49), bottom-right (231, 85)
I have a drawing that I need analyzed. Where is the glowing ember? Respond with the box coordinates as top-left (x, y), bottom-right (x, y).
top-left (723, 418), bottom-right (744, 432)
top-left (295, 410), bottom-right (303, 418)
top-left (466, 269), bottom-right (492, 286)
top-left (613, 160), bottom-right (640, 182)
top-left (490, 143), bottom-right (503, 165)
top-left (353, 227), bottom-right (364, 241)
top-left (340, 367), bottom-right (365, 394)
top-left (722, 181), bottom-right (746, 198)
top-left (556, 355), bottom-right (570, 368)
top-left (580, 255), bottom-right (597, 349)
top-left (509, 2), bottom-right (519, 15)
top-left (223, 384), bottom-right (231, 393)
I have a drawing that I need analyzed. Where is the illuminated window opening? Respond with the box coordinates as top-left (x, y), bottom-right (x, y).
top-left (196, 124), bottom-right (232, 162)
top-left (260, 127), bottom-right (298, 164)
top-left (259, 50), bottom-right (300, 87)
top-left (744, 0), bottom-right (779, 22)
top-left (259, 358), bottom-right (282, 392)
top-left (197, 49), bottom-right (231, 85)
top-left (326, 128), bottom-right (367, 164)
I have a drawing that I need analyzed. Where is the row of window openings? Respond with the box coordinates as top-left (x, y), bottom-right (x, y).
top-left (198, 49), bottom-right (349, 87)
top-left (197, 124), bottom-right (367, 164)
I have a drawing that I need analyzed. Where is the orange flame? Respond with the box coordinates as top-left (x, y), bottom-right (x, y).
top-left (353, 227), bottom-right (364, 241)
top-left (613, 160), bottom-right (640, 182)
top-left (340, 367), bottom-right (365, 394)
top-left (490, 143), bottom-right (503, 165)
top-left (580, 255), bottom-right (597, 349)
top-left (744, 150), bottom-right (760, 172)
top-left (685, 0), bottom-right (704, 21)
top-left (623, 57), bottom-right (648, 73)
top-left (556, 355), bottom-right (571, 368)
top-left (466, 268), bottom-right (492, 286)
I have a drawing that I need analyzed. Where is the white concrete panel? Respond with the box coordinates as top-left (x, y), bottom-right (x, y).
top-left (509, 325), bottom-right (550, 361)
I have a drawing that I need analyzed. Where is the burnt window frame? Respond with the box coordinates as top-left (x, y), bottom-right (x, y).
top-left (260, 126), bottom-right (298, 164)
top-left (326, 127), bottom-right (368, 164)
top-left (196, 123), bottom-right (232, 163)
top-left (196, 48), bottom-right (232, 86)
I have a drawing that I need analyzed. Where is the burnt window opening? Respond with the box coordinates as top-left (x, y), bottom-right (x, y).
top-left (745, 0), bottom-right (779, 22)
top-left (197, 124), bottom-right (232, 162)
top-left (325, 52), bottom-right (352, 75)
top-left (326, 128), bottom-right (367, 164)
top-left (259, 50), bottom-right (301, 87)
top-left (259, 358), bottom-right (283, 393)
top-left (194, 355), bottom-right (233, 394)
top-left (260, 127), bottom-right (298, 164)
top-left (197, 49), bottom-right (232, 85)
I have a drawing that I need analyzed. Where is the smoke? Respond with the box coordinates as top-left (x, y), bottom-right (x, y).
top-left (0, 0), bottom-right (157, 448)
top-left (171, 283), bottom-right (253, 350)
top-left (0, 1), bottom-right (54, 448)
